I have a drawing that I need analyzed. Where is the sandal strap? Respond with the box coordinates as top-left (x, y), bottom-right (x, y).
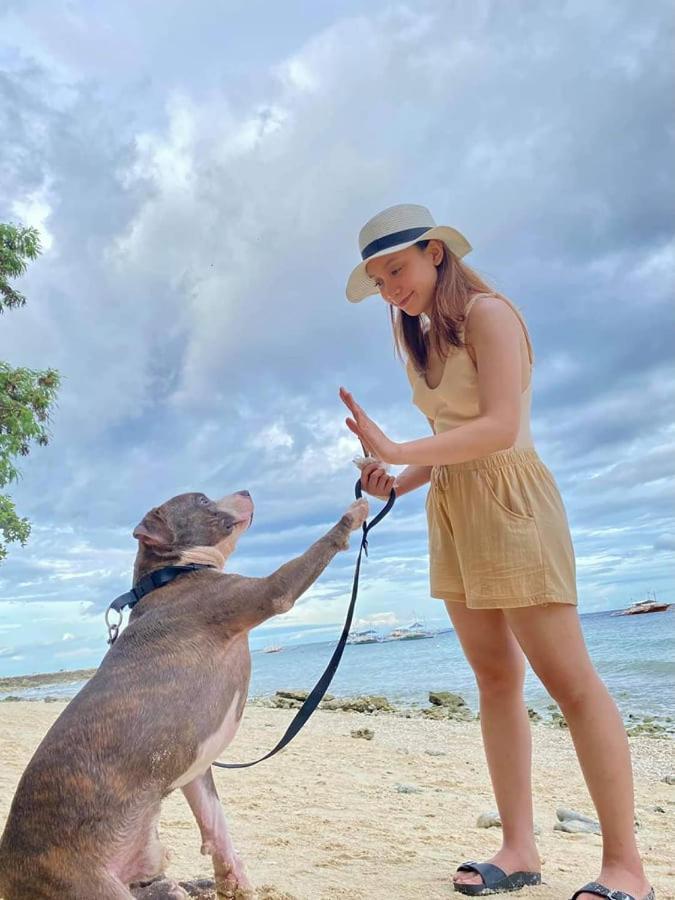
top-left (456, 861), bottom-right (507, 886)
top-left (570, 882), bottom-right (641, 900)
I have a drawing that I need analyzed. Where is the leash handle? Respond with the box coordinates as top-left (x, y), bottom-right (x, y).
top-left (213, 482), bottom-right (396, 769)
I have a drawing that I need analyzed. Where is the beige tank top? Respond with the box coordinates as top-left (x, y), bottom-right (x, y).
top-left (405, 293), bottom-right (535, 449)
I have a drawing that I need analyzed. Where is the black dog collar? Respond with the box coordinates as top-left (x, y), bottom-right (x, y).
top-left (105, 563), bottom-right (214, 645)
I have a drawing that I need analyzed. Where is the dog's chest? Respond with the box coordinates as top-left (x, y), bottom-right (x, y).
top-left (170, 691), bottom-right (243, 789)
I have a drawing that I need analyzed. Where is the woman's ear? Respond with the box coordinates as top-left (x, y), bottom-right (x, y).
top-left (132, 508), bottom-right (174, 549)
top-left (428, 239), bottom-right (445, 267)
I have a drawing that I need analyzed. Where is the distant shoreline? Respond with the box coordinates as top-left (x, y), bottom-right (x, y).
top-left (0, 668), bottom-right (97, 691)
top-left (2, 605), bottom-right (672, 689)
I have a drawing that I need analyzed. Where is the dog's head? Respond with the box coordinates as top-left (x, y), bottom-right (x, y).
top-left (133, 490), bottom-right (254, 572)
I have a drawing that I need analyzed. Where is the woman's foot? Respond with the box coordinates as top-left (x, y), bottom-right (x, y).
top-left (453, 846), bottom-right (541, 887)
top-left (573, 864), bottom-right (652, 900)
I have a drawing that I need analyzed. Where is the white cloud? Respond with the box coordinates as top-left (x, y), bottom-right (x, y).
top-left (251, 422), bottom-right (294, 451)
top-left (11, 184), bottom-right (54, 250)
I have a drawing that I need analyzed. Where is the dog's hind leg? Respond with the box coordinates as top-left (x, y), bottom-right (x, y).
top-left (127, 805), bottom-right (173, 886)
top-left (181, 769), bottom-right (253, 899)
top-left (0, 870), bottom-right (135, 900)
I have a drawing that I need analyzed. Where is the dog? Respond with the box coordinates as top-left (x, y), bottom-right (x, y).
top-left (0, 488), bottom-right (369, 899)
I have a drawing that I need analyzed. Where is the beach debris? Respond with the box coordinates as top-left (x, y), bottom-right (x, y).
top-left (351, 727), bottom-right (374, 740)
top-left (425, 749), bottom-right (448, 757)
top-left (276, 690), bottom-right (314, 702)
top-left (477, 811), bottom-right (501, 829)
top-left (554, 816), bottom-right (601, 835)
top-left (251, 692), bottom-right (398, 714)
top-left (626, 722), bottom-right (669, 737)
top-left (556, 807), bottom-right (598, 825)
top-left (423, 691), bottom-right (474, 721)
top-left (545, 703), bottom-right (568, 728)
top-left (554, 818), bottom-right (601, 835)
top-left (476, 811), bottom-right (541, 834)
top-left (321, 695), bottom-right (395, 713)
top-left (554, 808), bottom-right (601, 835)
top-left (422, 706), bottom-right (473, 721)
top-left (662, 774), bottom-right (675, 784)
top-left (527, 707), bottom-right (542, 721)
top-left (625, 713), bottom-right (674, 737)
top-left (178, 878), bottom-right (217, 898)
top-left (429, 690), bottom-right (464, 707)
top-left (259, 690), bottom-right (335, 710)
top-left (395, 783), bottom-right (423, 794)
top-left (132, 878), bottom-right (219, 898)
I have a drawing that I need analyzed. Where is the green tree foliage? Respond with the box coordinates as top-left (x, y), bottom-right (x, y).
top-left (0, 223), bottom-right (42, 313)
top-left (0, 223), bottom-right (60, 561)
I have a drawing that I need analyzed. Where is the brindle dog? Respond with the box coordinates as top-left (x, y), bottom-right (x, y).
top-left (0, 489), bottom-right (368, 900)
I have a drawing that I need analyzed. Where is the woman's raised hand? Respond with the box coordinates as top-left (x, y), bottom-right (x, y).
top-left (339, 386), bottom-right (400, 465)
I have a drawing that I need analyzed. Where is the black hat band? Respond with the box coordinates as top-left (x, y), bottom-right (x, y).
top-left (361, 226), bottom-right (431, 261)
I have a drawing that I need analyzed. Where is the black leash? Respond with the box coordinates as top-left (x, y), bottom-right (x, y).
top-left (213, 479), bottom-right (395, 769)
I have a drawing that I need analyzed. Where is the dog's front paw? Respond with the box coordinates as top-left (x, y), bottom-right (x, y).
top-left (214, 871), bottom-right (254, 900)
top-left (342, 498), bottom-right (369, 532)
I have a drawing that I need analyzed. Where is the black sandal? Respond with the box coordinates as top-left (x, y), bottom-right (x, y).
top-left (454, 861), bottom-right (542, 895)
top-left (569, 883), bottom-right (655, 900)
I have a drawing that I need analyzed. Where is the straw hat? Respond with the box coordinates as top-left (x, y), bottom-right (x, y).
top-left (346, 203), bottom-right (472, 302)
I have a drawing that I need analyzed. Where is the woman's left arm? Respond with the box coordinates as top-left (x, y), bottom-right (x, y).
top-left (341, 300), bottom-right (525, 466)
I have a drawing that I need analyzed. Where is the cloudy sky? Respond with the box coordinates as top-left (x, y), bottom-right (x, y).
top-left (1, 0), bottom-right (673, 677)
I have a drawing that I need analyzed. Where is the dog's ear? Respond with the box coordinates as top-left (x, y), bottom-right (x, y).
top-left (133, 508), bottom-right (174, 548)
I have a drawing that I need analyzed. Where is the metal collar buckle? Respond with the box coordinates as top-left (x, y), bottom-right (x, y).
top-left (105, 606), bottom-right (123, 645)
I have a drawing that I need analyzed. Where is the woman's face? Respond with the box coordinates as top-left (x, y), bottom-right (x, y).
top-left (365, 241), bottom-right (443, 316)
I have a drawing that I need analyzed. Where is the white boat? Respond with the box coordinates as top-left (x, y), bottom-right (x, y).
top-left (387, 617), bottom-right (435, 641)
top-left (616, 600), bottom-right (671, 616)
top-left (613, 591), bottom-right (672, 617)
top-left (347, 629), bottom-right (382, 645)
top-left (262, 644), bottom-right (283, 653)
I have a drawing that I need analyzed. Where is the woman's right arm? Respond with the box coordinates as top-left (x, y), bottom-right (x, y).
top-left (393, 464), bottom-right (432, 497)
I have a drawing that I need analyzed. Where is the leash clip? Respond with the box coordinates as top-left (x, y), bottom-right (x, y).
top-left (105, 606), bottom-right (123, 645)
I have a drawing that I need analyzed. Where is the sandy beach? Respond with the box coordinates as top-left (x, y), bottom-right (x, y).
top-left (1, 701), bottom-right (673, 899)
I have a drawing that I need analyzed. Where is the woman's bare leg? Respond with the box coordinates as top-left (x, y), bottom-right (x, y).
top-left (505, 604), bottom-right (650, 900)
top-left (444, 601), bottom-right (540, 886)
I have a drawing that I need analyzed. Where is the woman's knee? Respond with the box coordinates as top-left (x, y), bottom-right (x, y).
top-left (446, 605), bottom-right (526, 697)
top-left (473, 654), bottom-right (525, 697)
top-left (539, 666), bottom-right (603, 712)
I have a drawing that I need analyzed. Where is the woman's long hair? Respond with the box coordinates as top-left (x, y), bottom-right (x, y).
top-left (391, 241), bottom-right (500, 373)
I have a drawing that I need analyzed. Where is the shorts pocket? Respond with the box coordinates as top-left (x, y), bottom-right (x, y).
top-left (481, 469), bottom-right (534, 521)
top-left (464, 470), bottom-right (546, 602)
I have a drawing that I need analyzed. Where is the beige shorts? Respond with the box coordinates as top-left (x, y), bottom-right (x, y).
top-left (426, 448), bottom-right (577, 609)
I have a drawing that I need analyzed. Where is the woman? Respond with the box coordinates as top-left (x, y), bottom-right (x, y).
top-left (339, 203), bottom-right (653, 900)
